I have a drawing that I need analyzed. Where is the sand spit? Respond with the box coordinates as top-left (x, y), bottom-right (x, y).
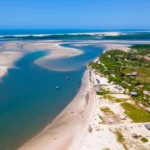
top-left (0, 40), bottom-right (83, 78)
top-left (0, 39), bottom-right (150, 78)
top-left (18, 70), bottom-right (96, 150)
top-left (0, 51), bottom-right (23, 79)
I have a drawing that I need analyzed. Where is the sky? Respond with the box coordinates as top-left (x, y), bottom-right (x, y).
top-left (0, 0), bottom-right (150, 29)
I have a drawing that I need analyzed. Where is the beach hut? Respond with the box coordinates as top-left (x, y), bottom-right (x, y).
top-left (145, 124), bottom-right (150, 130)
top-left (130, 92), bottom-right (137, 96)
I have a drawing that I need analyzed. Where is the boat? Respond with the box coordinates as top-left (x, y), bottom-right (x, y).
top-left (56, 86), bottom-right (59, 89)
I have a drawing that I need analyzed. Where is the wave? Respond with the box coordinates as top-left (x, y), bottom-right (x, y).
top-left (1, 31), bottom-right (150, 41)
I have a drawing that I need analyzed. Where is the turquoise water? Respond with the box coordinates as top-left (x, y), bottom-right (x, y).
top-left (0, 44), bottom-right (104, 150)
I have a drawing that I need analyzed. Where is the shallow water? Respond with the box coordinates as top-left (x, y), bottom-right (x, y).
top-left (0, 44), bottom-right (104, 150)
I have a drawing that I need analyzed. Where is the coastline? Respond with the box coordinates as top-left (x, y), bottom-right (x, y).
top-left (0, 41), bottom-right (83, 79)
top-left (18, 69), bottom-right (96, 150)
top-left (17, 43), bottom-right (132, 150)
top-left (1, 39), bottom-right (150, 79)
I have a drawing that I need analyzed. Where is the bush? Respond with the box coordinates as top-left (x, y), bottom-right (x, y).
top-left (141, 137), bottom-right (148, 143)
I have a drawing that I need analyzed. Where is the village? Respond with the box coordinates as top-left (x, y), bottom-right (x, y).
top-left (79, 45), bottom-right (150, 150)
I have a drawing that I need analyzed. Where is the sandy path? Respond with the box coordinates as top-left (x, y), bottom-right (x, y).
top-left (18, 70), bottom-right (96, 150)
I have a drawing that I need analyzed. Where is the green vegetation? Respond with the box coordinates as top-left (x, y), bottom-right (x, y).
top-left (121, 102), bottom-right (150, 122)
top-left (103, 148), bottom-right (110, 150)
top-left (89, 44), bottom-right (150, 106)
top-left (105, 95), bottom-right (123, 103)
top-left (116, 131), bottom-right (125, 143)
top-left (101, 107), bottom-right (111, 113)
top-left (141, 137), bottom-right (148, 143)
top-left (115, 131), bottom-right (127, 150)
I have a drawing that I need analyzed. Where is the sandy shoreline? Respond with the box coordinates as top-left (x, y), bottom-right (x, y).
top-left (0, 40), bottom-right (83, 79)
top-left (1, 40), bottom-right (150, 149)
top-left (18, 69), bottom-right (96, 150)
top-left (1, 39), bottom-right (150, 78)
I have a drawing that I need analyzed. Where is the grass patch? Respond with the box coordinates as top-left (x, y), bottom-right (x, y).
top-left (104, 95), bottom-right (122, 103)
top-left (121, 102), bottom-right (150, 122)
top-left (116, 131), bottom-right (125, 143)
top-left (115, 98), bottom-right (122, 103)
top-left (124, 66), bottom-right (150, 83)
top-left (115, 131), bottom-right (127, 150)
top-left (101, 107), bottom-right (111, 113)
top-left (141, 137), bottom-right (148, 143)
top-left (103, 148), bottom-right (110, 150)
top-left (99, 115), bottom-right (103, 120)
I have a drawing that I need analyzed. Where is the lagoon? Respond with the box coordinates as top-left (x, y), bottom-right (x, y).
top-left (0, 44), bottom-right (104, 150)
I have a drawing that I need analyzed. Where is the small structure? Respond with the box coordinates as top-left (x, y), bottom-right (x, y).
top-left (126, 73), bottom-right (131, 77)
top-left (131, 91), bottom-right (137, 97)
top-left (146, 107), bottom-right (150, 113)
top-left (114, 85), bottom-right (122, 90)
top-left (145, 124), bottom-right (150, 130)
top-left (96, 78), bottom-right (100, 84)
top-left (137, 85), bottom-right (144, 88)
top-left (143, 91), bottom-right (150, 95)
top-left (132, 133), bottom-right (139, 139)
top-left (88, 125), bottom-right (93, 132)
top-left (94, 124), bottom-right (100, 131)
top-left (139, 103), bottom-right (145, 109)
top-left (119, 115), bottom-right (126, 120)
top-left (107, 117), bottom-right (114, 124)
top-left (131, 72), bottom-right (138, 76)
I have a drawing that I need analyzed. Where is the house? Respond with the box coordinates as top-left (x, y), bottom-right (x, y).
top-left (131, 72), bottom-right (138, 76)
top-left (126, 73), bottom-right (131, 77)
top-left (145, 124), bottom-right (150, 130)
top-left (131, 92), bottom-right (137, 96)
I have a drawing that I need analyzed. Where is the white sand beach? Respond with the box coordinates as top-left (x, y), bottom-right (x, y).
top-left (1, 39), bottom-right (150, 78)
top-left (18, 69), bottom-right (96, 150)
top-left (0, 40), bottom-right (83, 78)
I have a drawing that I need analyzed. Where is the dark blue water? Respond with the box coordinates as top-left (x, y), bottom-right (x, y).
top-left (0, 29), bottom-right (143, 36)
top-left (0, 44), bottom-right (104, 150)
top-left (1, 29), bottom-right (150, 41)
